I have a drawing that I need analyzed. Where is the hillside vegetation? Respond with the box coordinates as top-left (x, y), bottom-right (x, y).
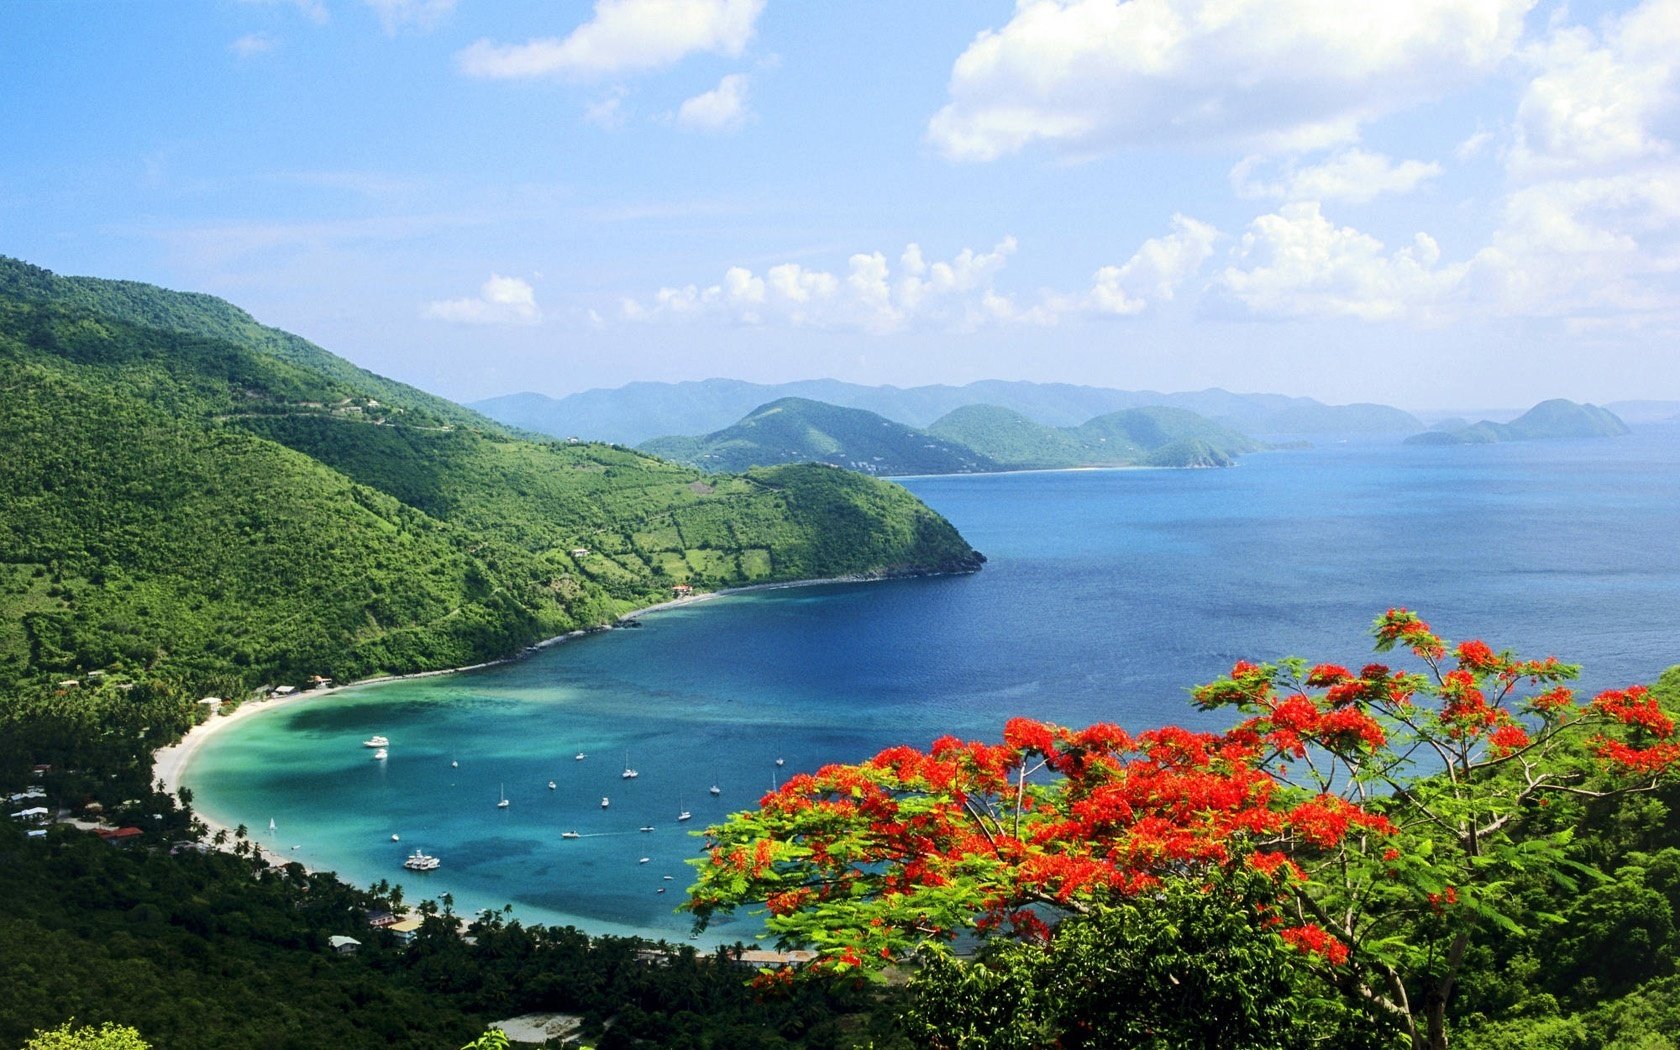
top-left (641, 397), bottom-right (1002, 475)
top-left (0, 258), bottom-right (982, 709)
top-left (640, 397), bottom-right (1263, 475)
top-left (1406, 399), bottom-right (1631, 445)
top-left (475, 378), bottom-right (1424, 445)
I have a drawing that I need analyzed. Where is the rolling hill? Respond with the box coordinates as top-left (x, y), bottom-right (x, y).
top-left (642, 398), bottom-right (1263, 475)
top-left (640, 397), bottom-right (1001, 475)
top-left (473, 379), bottom-right (1422, 445)
top-left (927, 404), bottom-right (1262, 470)
top-left (1404, 399), bottom-right (1631, 445)
top-left (0, 258), bottom-right (982, 702)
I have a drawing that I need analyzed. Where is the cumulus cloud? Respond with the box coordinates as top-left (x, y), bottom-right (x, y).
top-left (457, 0), bottom-right (765, 79)
top-left (926, 0), bottom-right (1532, 161)
top-left (1507, 0), bottom-right (1680, 179)
top-left (1231, 148), bottom-right (1443, 203)
top-left (620, 225), bottom-right (1218, 331)
top-left (1464, 0), bottom-right (1680, 324)
top-left (677, 73), bottom-right (752, 132)
top-left (423, 274), bottom-right (543, 326)
top-left (1089, 215), bottom-right (1219, 314)
top-left (364, 0), bottom-right (456, 34)
top-left (1217, 202), bottom-right (1464, 321)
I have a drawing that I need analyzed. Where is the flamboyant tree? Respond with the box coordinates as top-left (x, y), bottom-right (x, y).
top-left (686, 611), bottom-right (1680, 1050)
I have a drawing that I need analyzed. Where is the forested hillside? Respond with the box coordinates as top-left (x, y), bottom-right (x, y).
top-left (0, 258), bottom-right (981, 709)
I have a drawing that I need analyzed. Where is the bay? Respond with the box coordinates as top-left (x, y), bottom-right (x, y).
top-left (183, 427), bottom-right (1680, 944)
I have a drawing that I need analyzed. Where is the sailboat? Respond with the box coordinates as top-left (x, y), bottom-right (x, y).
top-left (268, 818), bottom-right (276, 836)
top-left (497, 784), bottom-right (510, 809)
top-left (709, 783), bottom-right (721, 796)
top-left (621, 750), bottom-right (639, 779)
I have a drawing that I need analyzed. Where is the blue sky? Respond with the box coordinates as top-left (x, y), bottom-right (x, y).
top-left (3, 0), bottom-right (1677, 410)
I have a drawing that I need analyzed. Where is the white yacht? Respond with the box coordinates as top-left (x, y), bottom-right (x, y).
top-left (547, 780), bottom-right (557, 790)
top-left (600, 796), bottom-right (610, 808)
top-left (363, 736), bottom-right (389, 748)
top-left (560, 830), bottom-right (580, 840)
top-left (403, 849), bottom-right (440, 871)
top-left (372, 748), bottom-right (387, 761)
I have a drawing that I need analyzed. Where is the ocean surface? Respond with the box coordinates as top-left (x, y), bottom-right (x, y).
top-left (184, 426), bottom-right (1680, 944)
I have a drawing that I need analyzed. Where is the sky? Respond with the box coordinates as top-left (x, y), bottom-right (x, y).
top-left (3, 0), bottom-right (1678, 411)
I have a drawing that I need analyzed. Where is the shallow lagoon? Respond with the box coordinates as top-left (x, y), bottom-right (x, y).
top-left (185, 427), bottom-right (1680, 943)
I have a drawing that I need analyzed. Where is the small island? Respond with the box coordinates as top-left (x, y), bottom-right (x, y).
top-left (1405, 398), bottom-right (1631, 445)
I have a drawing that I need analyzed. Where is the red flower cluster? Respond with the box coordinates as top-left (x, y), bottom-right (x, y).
top-left (1281, 923), bottom-right (1349, 965)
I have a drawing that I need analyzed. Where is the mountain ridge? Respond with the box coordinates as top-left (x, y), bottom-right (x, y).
top-left (0, 258), bottom-right (982, 700)
top-left (473, 378), bottom-right (1424, 445)
top-left (641, 397), bottom-right (1262, 475)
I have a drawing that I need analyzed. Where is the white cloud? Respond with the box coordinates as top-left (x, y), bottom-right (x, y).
top-left (365, 0), bottom-right (456, 34)
top-left (926, 0), bottom-right (1533, 161)
top-left (676, 73), bottom-right (752, 132)
top-left (229, 33), bottom-right (277, 57)
top-left (423, 274), bottom-right (543, 326)
top-left (457, 0), bottom-right (765, 79)
top-left (619, 227), bottom-right (1216, 331)
top-left (1089, 215), bottom-right (1219, 314)
top-left (1231, 148), bottom-right (1443, 203)
top-left (1508, 0), bottom-right (1680, 179)
top-left (1465, 0), bottom-right (1680, 325)
top-left (1217, 202), bottom-right (1464, 321)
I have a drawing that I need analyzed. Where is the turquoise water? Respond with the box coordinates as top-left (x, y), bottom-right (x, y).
top-left (185, 427), bottom-right (1680, 943)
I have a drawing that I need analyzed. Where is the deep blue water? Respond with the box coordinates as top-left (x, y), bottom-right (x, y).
top-left (185, 427), bottom-right (1680, 943)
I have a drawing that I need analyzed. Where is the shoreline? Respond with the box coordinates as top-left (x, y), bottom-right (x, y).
top-left (151, 569), bottom-right (949, 804)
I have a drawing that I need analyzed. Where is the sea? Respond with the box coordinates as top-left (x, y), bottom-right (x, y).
top-left (183, 426), bottom-right (1680, 945)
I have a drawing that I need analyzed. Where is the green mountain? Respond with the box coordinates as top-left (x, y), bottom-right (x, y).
top-left (926, 403), bottom-right (1261, 470)
top-left (0, 258), bottom-right (982, 699)
top-left (645, 399), bottom-right (1264, 476)
top-left (473, 379), bottom-right (1420, 445)
top-left (1241, 402), bottom-right (1423, 435)
top-left (641, 397), bottom-right (1001, 475)
top-left (1405, 399), bottom-right (1631, 446)
top-left (924, 405), bottom-right (1092, 469)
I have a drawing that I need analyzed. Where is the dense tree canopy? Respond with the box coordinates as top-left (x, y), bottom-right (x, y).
top-left (688, 611), bottom-right (1680, 1049)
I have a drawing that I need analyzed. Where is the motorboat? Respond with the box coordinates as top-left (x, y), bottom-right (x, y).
top-left (709, 784), bottom-right (721, 796)
top-left (575, 752), bottom-right (586, 761)
top-left (601, 796), bottom-right (610, 808)
top-left (639, 856), bottom-right (650, 864)
top-left (548, 780), bottom-right (557, 790)
top-left (363, 736), bottom-right (389, 748)
top-left (639, 825), bottom-right (655, 833)
top-left (403, 849), bottom-right (440, 871)
top-left (372, 748), bottom-right (387, 760)
top-left (561, 830), bottom-right (581, 840)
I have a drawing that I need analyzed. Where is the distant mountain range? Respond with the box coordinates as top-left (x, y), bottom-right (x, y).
top-left (471, 379), bottom-right (1424, 446)
top-left (639, 397), bottom-right (1263, 476)
top-left (1404, 400), bottom-right (1631, 446)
